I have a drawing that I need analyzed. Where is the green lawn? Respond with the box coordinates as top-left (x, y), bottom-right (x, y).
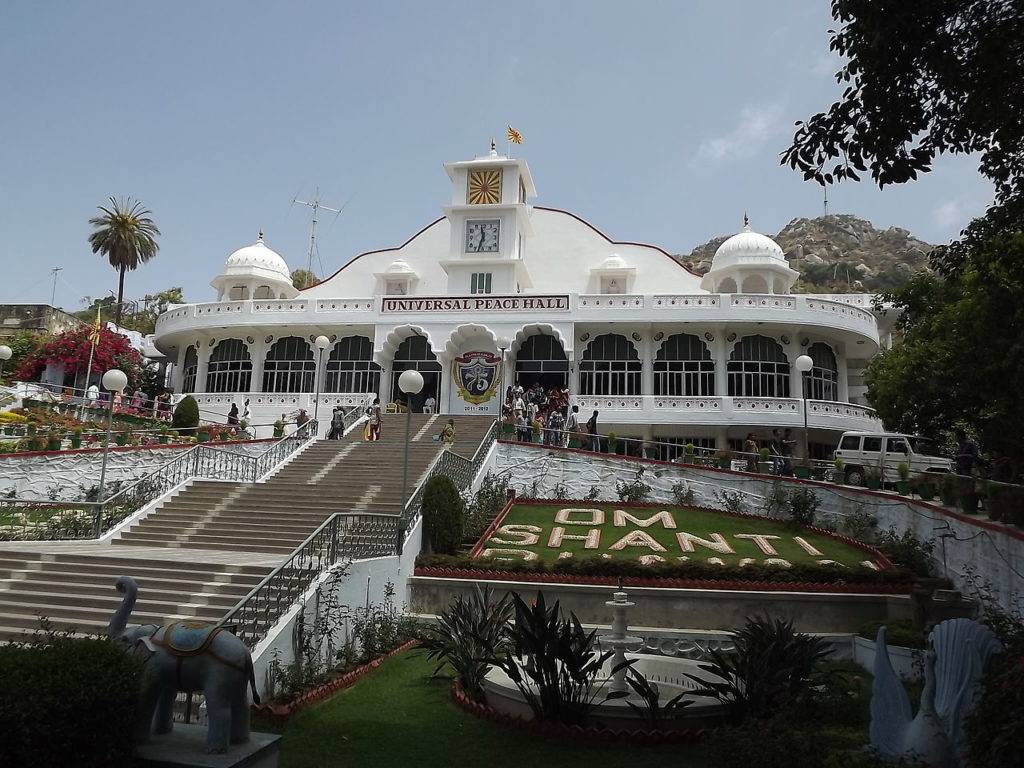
top-left (268, 651), bottom-right (700, 768)
top-left (483, 503), bottom-right (873, 567)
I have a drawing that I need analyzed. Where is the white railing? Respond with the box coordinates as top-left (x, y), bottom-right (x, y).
top-left (577, 294), bottom-right (645, 309)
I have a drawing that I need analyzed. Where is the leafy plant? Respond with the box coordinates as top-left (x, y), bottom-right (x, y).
top-left (841, 507), bottom-right (878, 543)
top-left (489, 591), bottom-right (625, 726)
top-left (604, 667), bottom-right (691, 727)
top-left (614, 466), bottom-right (651, 503)
top-left (583, 485), bottom-right (601, 502)
top-left (689, 615), bottom-right (831, 723)
top-left (875, 528), bottom-right (935, 577)
top-left (171, 395), bottom-right (199, 431)
top-left (422, 475), bottom-right (465, 555)
top-left (787, 486), bottom-right (820, 528)
top-left (672, 481), bottom-right (695, 507)
top-left (463, 472), bottom-right (512, 542)
top-left (418, 586), bottom-right (511, 700)
top-left (716, 488), bottom-right (749, 515)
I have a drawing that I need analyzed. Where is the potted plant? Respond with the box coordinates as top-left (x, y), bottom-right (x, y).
top-left (158, 425), bottom-right (169, 445)
top-left (26, 419), bottom-right (37, 439)
top-left (115, 431), bottom-right (129, 446)
top-left (606, 432), bottom-right (617, 454)
top-left (989, 484), bottom-right (1023, 523)
top-left (273, 420), bottom-right (285, 439)
top-left (758, 447), bottom-right (773, 474)
top-left (70, 427), bottom-right (83, 449)
top-left (939, 473), bottom-right (958, 506)
top-left (865, 466), bottom-right (882, 490)
top-left (959, 477), bottom-right (980, 514)
top-left (197, 428), bottom-right (210, 443)
top-left (684, 442), bottom-right (695, 463)
top-left (896, 463), bottom-right (911, 495)
top-left (715, 449), bottom-right (732, 469)
top-left (46, 429), bottom-right (63, 451)
top-left (794, 461), bottom-right (812, 480)
top-left (916, 475), bottom-right (937, 501)
top-left (218, 429), bottom-right (231, 441)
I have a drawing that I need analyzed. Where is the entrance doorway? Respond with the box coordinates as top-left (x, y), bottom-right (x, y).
top-left (390, 335), bottom-right (441, 412)
top-left (514, 334), bottom-right (569, 391)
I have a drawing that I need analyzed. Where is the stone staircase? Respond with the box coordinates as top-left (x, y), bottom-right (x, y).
top-left (0, 414), bottom-right (494, 642)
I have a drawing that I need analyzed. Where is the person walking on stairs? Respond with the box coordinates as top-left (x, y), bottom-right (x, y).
top-left (364, 398), bottom-right (382, 441)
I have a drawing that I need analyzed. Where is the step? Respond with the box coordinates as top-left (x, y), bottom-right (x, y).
top-left (0, 586), bottom-right (241, 612)
top-left (12, 574), bottom-right (257, 599)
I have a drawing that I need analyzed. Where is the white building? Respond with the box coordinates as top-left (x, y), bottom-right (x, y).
top-left (154, 146), bottom-right (891, 455)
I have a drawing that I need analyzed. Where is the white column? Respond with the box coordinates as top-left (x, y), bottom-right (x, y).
top-left (248, 340), bottom-right (266, 394)
top-left (195, 343), bottom-right (212, 394)
top-left (640, 330), bottom-right (653, 395)
top-left (171, 346), bottom-right (186, 392)
top-left (786, 337), bottom-right (803, 399)
top-left (712, 329), bottom-right (728, 396)
top-left (836, 347), bottom-right (850, 402)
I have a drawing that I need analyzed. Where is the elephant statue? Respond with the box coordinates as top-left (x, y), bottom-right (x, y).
top-left (108, 575), bottom-right (261, 754)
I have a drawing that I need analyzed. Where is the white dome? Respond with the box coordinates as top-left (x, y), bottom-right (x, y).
top-left (711, 223), bottom-right (785, 270)
top-left (223, 234), bottom-right (291, 279)
top-left (386, 259), bottom-right (415, 275)
top-left (600, 254), bottom-right (628, 270)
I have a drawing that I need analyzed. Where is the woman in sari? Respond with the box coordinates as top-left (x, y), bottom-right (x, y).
top-left (364, 397), bottom-right (382, 441)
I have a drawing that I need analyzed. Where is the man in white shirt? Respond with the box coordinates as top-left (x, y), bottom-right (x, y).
top-left (423, 395), bottom-right (436, 414)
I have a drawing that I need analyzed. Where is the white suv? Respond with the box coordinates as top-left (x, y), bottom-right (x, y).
top-left (834, 432), bottom-right (953, 486)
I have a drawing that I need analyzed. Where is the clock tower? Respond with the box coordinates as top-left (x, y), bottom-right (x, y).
top-left (440, 143), bottom-right (536, 295)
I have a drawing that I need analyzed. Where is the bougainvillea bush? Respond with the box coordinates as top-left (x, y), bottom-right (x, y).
top-left (14, 326), bottom-right (143, 389)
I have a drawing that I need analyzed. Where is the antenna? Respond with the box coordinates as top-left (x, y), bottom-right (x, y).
top-left (823, 185), bottom-right (830, 217)
top-left (50, 267), bottom-right (63, 307)
top-left (292, 188), bottom-right (344, 282)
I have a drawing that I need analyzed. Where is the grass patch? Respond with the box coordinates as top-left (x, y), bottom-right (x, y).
top-left (484, 503), bottom-right (873, 568)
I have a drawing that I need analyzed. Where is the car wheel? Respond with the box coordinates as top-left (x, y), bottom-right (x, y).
top-left (845, 468), bottom-right (866, 486)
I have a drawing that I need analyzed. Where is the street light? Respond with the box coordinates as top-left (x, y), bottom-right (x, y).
top-left (397, 368), bottom-right (424, 516)
top-left (795, 354), bottom-right (813, 466)
top-left (496, 336), bottom-right (510, 429)
top-left (95, 368), bottom-right (128, 536)
top-left (313, 335), bottom-right (330, 436)
top-left (0, 345), bottom-right (11, 383)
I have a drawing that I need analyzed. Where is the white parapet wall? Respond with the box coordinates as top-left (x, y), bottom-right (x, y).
top-left (492, 442), bottom-right (1024, 614)
top-left (0, 440), bottom-right (275, 500)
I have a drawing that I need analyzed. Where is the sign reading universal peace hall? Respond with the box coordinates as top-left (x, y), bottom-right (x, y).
top-left (380, 294), bottom-right (570, 313)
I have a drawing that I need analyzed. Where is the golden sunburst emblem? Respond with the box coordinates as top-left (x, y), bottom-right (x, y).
top-left (467, 168), bottom-right (502, 205)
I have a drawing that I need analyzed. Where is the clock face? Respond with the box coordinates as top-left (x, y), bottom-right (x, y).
top-left (465, 220), bottom-right (500, 253)
top-left (467, 168), bottom-right (502, 205)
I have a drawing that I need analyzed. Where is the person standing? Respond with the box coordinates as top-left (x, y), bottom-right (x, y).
top-left (227, 403), bottom-right (240, 428)
top-left (586, 410), bottom-right (600, 452)
top-left (242, 398), bottom-right (252, 424)
top-left (439, 418), bottom-right (456, 445)
top-left (328, 407), bottom-right (343, 439)
top-left (423, 395), bottom-right (436, 414)
top-left (366, 398), bottom-right (382, 441)
top-left (744, 433), bottom-right (759, 472)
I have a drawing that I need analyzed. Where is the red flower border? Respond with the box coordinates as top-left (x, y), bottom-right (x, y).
top-left (450, 679), bottom-right (704, 745)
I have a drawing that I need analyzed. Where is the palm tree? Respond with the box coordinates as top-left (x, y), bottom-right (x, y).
top-left (88, 197), bottom-right (160, 325)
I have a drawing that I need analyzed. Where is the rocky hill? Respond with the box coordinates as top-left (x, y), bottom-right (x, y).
top-left (678, 214), bottom-right (934, 293)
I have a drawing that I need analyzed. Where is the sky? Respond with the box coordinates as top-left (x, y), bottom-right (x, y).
top-left (0, 1), bottom-right (994, 310)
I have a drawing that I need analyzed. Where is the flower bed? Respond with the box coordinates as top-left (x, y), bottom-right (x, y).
top-left (450, 680), bottom-right (704, 745)
top-left (253, 640), bottom-right (418, 722)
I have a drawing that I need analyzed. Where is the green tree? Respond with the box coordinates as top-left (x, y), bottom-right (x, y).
top-left (172, 395), bottom-right (200, 432)
top-left (783, 1), bottom-right (1023, 212)
top-left (291, 269), bottom-right (318, 290)
top-left (87, 198), bottom-right (160, 326)
top-left (421, 475), bottom-right (465, 555)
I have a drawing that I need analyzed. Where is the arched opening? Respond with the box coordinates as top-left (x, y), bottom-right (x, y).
top-left (804, 342), bottom-right (839, 401)
top-left (325, 336), bottom-right (380, 393)
top-left (228, 285), bottom-right (249, 301)
top-left (654, 334), bottom-right (714, 396)
top-left (740, 274), bottom-right (769, 293)
top-left (205, 339), bottom-right (252, 393)
top-left (390, 335), bottom-right (441, 412)
top-left (515, 333), bottom-right (569, 391)
top-left (717, 277), bottom-right (737, 293)
top-left (727, 335), bottom-right (790, 397)
top-left (253, 285), bottom-right (275, 299)
top-left (578, 334), bottom-right (641, 396)
top-left (772, 277), bottom-right (788, 295)
top-left (181, 345), bottom-right (198, 394)
top-left (262, 336), bottom-right (315, 393)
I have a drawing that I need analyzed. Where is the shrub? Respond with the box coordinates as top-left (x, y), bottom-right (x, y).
top-left (171, 395), bottom-right (199, 431)
top-left (614, 466), bottom-right (651, 502)
top-left (672, 480), bottom-right (696, 507)
top-left (788, 486), bottom-right (820, 527)
top-left (841, 507), bottom-right (879, 542)
top-left (419, 585), bottom-right (511, 700)
top-left (463, 472), bottom-right (512, 542)
top-left (857, 619), bottom-right (927, 649)
top-left (689, 615), bottom-right (831, 723)
top-left (967, 654), bottom-right (1024, 768)
top-left (875, 528), bottom-right (935, 577)
top-left (0, 636), bottom-right (142, 767)
top-left (422, 475), bottom-right (465, 555)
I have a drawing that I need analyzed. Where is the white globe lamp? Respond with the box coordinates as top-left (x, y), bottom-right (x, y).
top-left (0, 345), bottom-right (12, 383)
top-left (795, 355), bottom-right (813, 466)
top-left (96, 368), bottom-right (128, 534)
top-left (398, 369), bottom-right (424, 395)
top-left (397, 368), bottom-right (426, 520)
top-left (102, 368), bottom-right (128, 393)
top-left (795, 354), bottom-right (813, 373)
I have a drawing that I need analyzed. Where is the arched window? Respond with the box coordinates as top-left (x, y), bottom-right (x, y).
top-left (740, 274), bottom-right (769, 293)
top-left (253, 285), bottom-right (274, 299)
top-left (773, 278), bottom-right (788, 295)
top-left (717, 277), bottom-right (737, 293)
top-left (205, 339), bottom-right (252, 393)
top-left (325, 336), bottom-right (380, 393)
top-left (181, 345), bottom-right (198, 394)
top-left (391, 335), bottom-right (441, 411)
top-left (804, 342), bottom-right (839, 401)
top-left (579, 334), bottom-right (640, 396)
top-left (515, 334), bottom-right (569, 390)
top-left (654, 334), bottom-right (714, 396)
top-left (263, 336), bottom-right (315, 393)
top-left (727, 335), bottom-right (790, 397)
top-left (228, 285), bottom-right (249, 300)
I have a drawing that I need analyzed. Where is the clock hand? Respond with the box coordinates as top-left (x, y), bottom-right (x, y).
top-left (478, 229), bottom-right (485, 251)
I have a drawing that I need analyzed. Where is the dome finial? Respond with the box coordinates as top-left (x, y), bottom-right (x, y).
top-left (743, 211), bottom-right (750, 230)
top-left (257, 227), bottom-right (264, 242)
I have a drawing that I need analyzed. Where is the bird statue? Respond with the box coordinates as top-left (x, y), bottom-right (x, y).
top-left (869, 618), bottom-right (1002, 768)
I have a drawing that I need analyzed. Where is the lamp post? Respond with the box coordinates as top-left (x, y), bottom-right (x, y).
top-left (313, 335), bottom-right (330, 436)
top-left (0, 345), bottom-right (11, 383)
top-left (795, 354), bottom-right (813, 466)
top-left (398, 369), bottom-right (424, 514)
top-left (496, 337), bottom-right (509, 430)
top-left (95, 368), bottom-right (128, 536)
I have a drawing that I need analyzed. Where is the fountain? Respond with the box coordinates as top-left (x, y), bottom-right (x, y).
top-left (603, 579), bottom-right (644, 693)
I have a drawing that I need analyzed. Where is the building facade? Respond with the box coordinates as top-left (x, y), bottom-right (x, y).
top-left (153, 147), bottom-right (891, 453)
